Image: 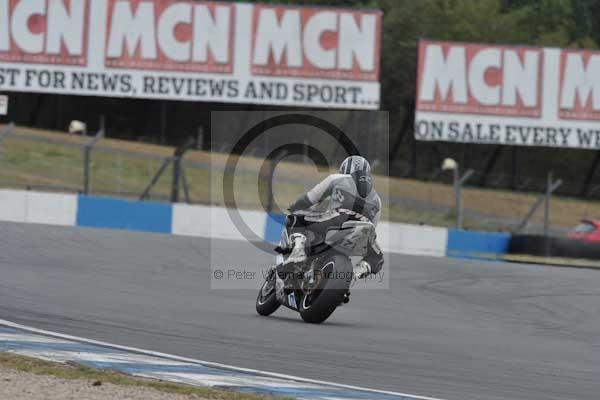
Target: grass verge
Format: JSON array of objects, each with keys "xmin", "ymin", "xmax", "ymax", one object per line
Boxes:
[
  {"xmin": 503, "ymin": 254, "xmax": 600, "ymax": 269},
  {"xmin": 0, "ymin": 352, "xmax": 286, "ymax": 400},
  {"xmin": 1, "ymin": 125, "xmax": 598, "ymax": 231}
]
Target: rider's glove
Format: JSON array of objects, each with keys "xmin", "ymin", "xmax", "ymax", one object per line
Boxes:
[{"xmin": 288, "ymin": 194, "xmax": 313, "ymax": 212}]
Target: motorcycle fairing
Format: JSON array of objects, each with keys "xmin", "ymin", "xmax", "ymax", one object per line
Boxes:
[{"xmin": 324, "ymin": 220, "xmax": 375, "ymax": 257}]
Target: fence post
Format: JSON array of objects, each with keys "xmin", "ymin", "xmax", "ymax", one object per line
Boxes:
[
  {"xmin": 453, "ymin": 168, "xmax": 460, "ymax": 229},
  {"xmin": 83, "ymin": 147, "xmax": 91, "ymax": 194},
  {"xmin": 140, "ymin": 157, "xmax": 173, "ymax": 201},
  {"xmin": 543, "ymin": 172, "xmax": 563, "ymax": 237},
  {"xmin": 82, "ymin": 129, "xmax": 104, "ymax": 195},
  {"xmin": 455, "ymin": 168, "xmax": 474, "ymax": 229},
  {"xmin": 171, "ymin": 155, "xmax": 182, "ymax": 203},
  {"xmin": 442, "ymin": 158, "xmax": 473, "ymax": 230},
  {"xmin": 180, "ymin": 166, "xmax": 191, "ymax": 204},
  {"xmin": 170, "ymin": 137, "xmax": 197, "ymax": 203},
  {"xmin": 514, "ymin": 173, "xmax": 562, "ymax": 234}
]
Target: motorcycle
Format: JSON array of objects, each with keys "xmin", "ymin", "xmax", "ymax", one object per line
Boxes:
[{"xmin": 255, "ymin": 209, "xmax": 376, "ymax": 323}]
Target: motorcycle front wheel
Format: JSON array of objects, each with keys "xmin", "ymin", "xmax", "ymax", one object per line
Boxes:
[{"xmin": 256, "ymin": 268, "xmax": 281, "ymax": 316}]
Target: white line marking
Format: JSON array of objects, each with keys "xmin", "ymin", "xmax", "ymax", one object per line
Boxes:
[
  {"xmin": 0, "ymin": 333, "xmax": 70, "ymax": 343},
  {"xmin": 9, "ymin": 350, "xmax": 191, "ymax": 366},
  {"xmin": 0, "ymin": 318, "xmax": 447, "ymax": 400}
]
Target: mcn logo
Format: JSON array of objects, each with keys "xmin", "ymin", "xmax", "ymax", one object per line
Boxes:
[
  {"xmin": 104, "ymin": 0, "xmax": 234, "ymax": 73},
  {"xmin": 0, "ymin": 0, "xmax": 381, "ymax": 81},
  {"xmin": 417, "ymin": 41, "xmax": 543, "ymax": 117},
  {"xmin": 559, "ymin": 50, "xmax": 600, "ymax": 121},
  {"xmin": 251, "ymin": 5, "xmax": 381, "ymax": 81},
  {"xmin": 0, "ymin": 0, "xmax": 89, "ymax": 65}
]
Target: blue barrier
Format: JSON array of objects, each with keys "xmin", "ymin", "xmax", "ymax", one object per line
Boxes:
[
  {"xmin": 76, "ymin": 195, "xmax": 172, "ymax": 234},
  {"xmin": 2, "ymin": 190, "xmax": 521, "ymax": 261},
  {"xmin": 264, "ymin": 213, "xmax": 286, "ymax": 243},
  {"xmin": 446, "ymin": 229, "xmax": 510, "ymax": 260}
]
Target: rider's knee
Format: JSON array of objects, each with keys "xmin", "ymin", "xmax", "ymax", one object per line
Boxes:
[
  {"xmin": 370, "ymin": 257, "xmax": 383, "ymax": 274},
  {"xmin": 365, "ymin": 252, "xmax": 383, "ymax": 274}
]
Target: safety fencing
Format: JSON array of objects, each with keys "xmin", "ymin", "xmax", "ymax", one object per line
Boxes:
[
  {"xmin": 3, "ymin": 125, "xmax": 599, "ymax": 235},
  {"xmin": 0, "ymin": 189, "xmax": 512, "ymax": 261}
]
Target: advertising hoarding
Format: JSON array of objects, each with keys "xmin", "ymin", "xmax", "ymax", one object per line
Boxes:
[
  {"xmin": 416, "ymin": 40, "xmax": 600, "ymax": 149},
  {"xmin": 0, "ymin": 0, "xmax": 381, "ymax": 109}
]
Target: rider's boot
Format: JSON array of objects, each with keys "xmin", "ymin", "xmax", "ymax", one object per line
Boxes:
[
  {"xmin": 341, "ymin": 291, "xmax": 350, "ymax": 304},
  {"xmin": 284, "ymin": 233, "xmax": 307, "ymax": 265},
  {"xmin": 353, "ymin": 260, "xmax": 371, "ymax": 280}
]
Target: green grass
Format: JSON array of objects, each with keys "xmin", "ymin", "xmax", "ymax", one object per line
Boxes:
[
  {"xmin": 0, "ymin": 352, "xmax": 287, "ymax": 400},
  {"xmin": 0, "ymin": 134, "xmax": 167, "ymax": 198},
  {"xmin": 503, "ymin": 254, "xmax": 600, "ymax": 269},
  {"xmin": 1, "ymin": 125, "xmax": 598, "ymax": 231}
]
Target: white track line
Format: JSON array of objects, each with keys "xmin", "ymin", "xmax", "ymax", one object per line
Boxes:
[{"xmin": 0, "ymin": 318, "xmax": 446, "ymax": 400}]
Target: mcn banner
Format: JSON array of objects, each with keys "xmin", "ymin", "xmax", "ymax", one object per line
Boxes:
[
  {"xmin": 0, "ymin": 0, "xmax": 381, "ymax": 109},
  {"xmin": 416, "ymin": 40, "xmax": 600, "ymax": 149}
]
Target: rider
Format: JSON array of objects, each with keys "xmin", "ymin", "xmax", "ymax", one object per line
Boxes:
[{"xmin": 284, "ymin": 155, "xmax": 383, "ymax": 279}]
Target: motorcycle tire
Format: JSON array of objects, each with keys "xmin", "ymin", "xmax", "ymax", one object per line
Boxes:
[
  {"xmin": 256, "ymin": 269, "xmax": 281, "ymax": 316},
  {"xmin": 299, "ymin": 254, "xmax": 353, "ymax": 324}
]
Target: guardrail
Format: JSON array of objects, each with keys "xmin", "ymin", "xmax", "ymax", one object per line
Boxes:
[
  {"xmin": 0, "ymin": 189, "xmax": 518, "ymax": 261},
  {"xmin": 7, "ymin": 188, "xmax": 600, "ymax": 268}
]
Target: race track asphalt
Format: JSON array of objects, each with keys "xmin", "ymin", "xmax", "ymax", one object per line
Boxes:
[{"xmin": 0, "ymin": 222, "xmax": 598, "ymax": 400}]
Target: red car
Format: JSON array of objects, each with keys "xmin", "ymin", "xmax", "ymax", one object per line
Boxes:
[{"xmin": 567, "ymin": 219, "xmax": 600, "ymax": 243}]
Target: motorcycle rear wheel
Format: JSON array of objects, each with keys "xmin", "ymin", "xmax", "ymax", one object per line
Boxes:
[{"xmin": 299, "ymin": 254, "xmax": 353, "ymax": 324}]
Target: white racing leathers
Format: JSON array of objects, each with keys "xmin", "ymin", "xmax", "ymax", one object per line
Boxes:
[{"xmin": 288, "ymin": 174, "xmax": 384, "ymax": 275}]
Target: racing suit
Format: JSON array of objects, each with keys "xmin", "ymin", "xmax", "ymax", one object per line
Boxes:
[{"xmin": 287, "ymin": 173, "xmax": 384, "ymax": 276}]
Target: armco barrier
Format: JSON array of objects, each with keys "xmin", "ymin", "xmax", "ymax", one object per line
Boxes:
[
  {"xmin": 0, "ymin": 189, "xmax": 28, "ymax": 223},
  {"xmin": 379, "ymin": 222, "xmax": 447, "ymax": 257},
  {"xmin": 172, "ymin": 203, "xmax": 266, "ymax": 241},
  {"xmin": 76, "ymin": 195, "xmax": 172, "ymax": 233},
  {"xmin": 0, "ymin": 189, "xmax": 77, "ymax": 226},
  {"xmin": 171, "ymin": 203, "xmax": 213, "ymax": 238},
  {"xmin": 27, "ymin": 191, "xmax": 78, "ymax": 226},
  {"xmin": 447, "ymin": 229, "xmax": 510, "ymax": 260},
  {"xmin": 509, "ymin": 234, "xmax": 600, "ymax": 260},
  {"xmin": 0, "ymin": 189, "xmax": 518, "ymax": 261}
]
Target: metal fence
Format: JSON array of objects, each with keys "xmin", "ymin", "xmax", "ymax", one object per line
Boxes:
[
  {"xmin": 0, "ymin": 125, "xmax": 173, "ymax": 201},
  {"xmin": 0, "ymin": 123, "xmax": 595, "ymax": 235}
]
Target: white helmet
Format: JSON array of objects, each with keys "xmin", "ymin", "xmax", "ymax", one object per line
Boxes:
[{"xmin": 339, "ymin": 155, "xmax": 371, "ymax": 175}]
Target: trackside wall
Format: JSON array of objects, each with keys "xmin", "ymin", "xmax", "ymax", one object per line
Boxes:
[{"xmin": 0, "ymin": 189, "xmax": 510, "ymax": 259}]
